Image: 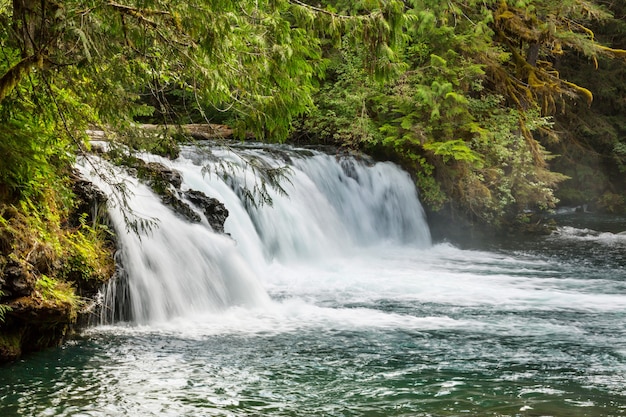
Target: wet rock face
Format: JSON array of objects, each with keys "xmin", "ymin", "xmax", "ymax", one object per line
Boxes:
[
  {"xmin": 144, "ymin": 162, "xmax": 183, "ymax": 190},
  {"xmin": 132, "ymin": 161, "xmax": 202, "ymax": 223},
  {"xmin": 0, "ymin": 172, "xmax": 116, "ymax": 363},
  {"xmin": 132, "ymin": 163, "xmax": 229, "ymax": 232},
  {"xmin": 72, "ymin": 176, "xmax": 108, "ymax": 221},
  {"xmin": 0, "ymin": 259, "xmax": 77, "ymax": 363},
  {"xmin": 1, "ymin": 259, "xmax": 36, "ymax": 298},
  {"xmin": 1, "ymin": 296, "xmax": 75, "ymax": 363},
  {"xmin": 161, "ymin": 190, "xmax": 202, "ymax": 224},
  {"xmin": 184, "ymin": 190, "xmax": 229, "ymax": 234},
  {"xmin": 134, "ymin": 160, "xmax": 183, "ymax": 192}
]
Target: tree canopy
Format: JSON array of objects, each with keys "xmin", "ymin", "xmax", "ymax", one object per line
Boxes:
[{"xmin": 0, "ymin": 0, "xmax": 624, "ymax": 227}]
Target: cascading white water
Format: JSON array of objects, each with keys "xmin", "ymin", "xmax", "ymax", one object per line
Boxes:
[
  {"xmin": 78, "ymin": 144, "xmax": 431, "ymax": 323},
  {"xmin": 82, "ymin": 170, "xmax": 272, "ymax": 324}
]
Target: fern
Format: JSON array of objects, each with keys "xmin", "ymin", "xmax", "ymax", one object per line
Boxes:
[
  {"xmin": 0, "ymin": 290, "xmax": 11, "ymax": 323},
  {"xmin": 423, "ymin": 139, "xmax": 483, "ymax": 165}
]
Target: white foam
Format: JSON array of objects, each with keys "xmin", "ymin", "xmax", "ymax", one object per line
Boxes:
[{"xmin": 553, "ymin": 226, "xmax": 626, "ymax": 245}]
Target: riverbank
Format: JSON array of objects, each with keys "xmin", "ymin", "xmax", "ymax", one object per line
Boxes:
[{"xmin": 0, "ymin": 174, "xmax": 115, "ymax": 363}]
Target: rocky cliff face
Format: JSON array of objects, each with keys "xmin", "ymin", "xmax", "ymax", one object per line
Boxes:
[{"xmin": 0, "ymin": 174, "xmax": 115, "ymax": 363}]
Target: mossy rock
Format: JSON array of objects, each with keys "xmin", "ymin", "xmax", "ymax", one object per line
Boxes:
[
  {"xmin": 0, "ymin": 331, "xmax": 21, "ymax": 362},
  {"xmin": 0, "ymin": 294, "xmax": 75, "ymax": 363},
  {"xmin": 0, "ymin": 171, "xmax": 116, "ymax": 362}
]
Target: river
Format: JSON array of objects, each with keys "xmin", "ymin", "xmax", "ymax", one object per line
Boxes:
[{"xmin": 1, "ymin": 144, "xmax": 624, "ymax": 416}]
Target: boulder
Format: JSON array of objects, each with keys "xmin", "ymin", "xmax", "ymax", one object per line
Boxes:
[
  {"xmin": 185, "ymin": 190, "xmax": 229, "ymax": 233},
  {"xmin": 71, "ymin": 175, "xmax": 108, "ymax": 224},
  {"xmin": 144, "ymin": 162, "xmax": 182, "ymax": 189},
  {"xmin": 161, "ymin": 190, "xmax": 202, "ymax": 223},
  {"xmin": 1, "ymin": 259, "xmax": 36, "ymax": 298}
]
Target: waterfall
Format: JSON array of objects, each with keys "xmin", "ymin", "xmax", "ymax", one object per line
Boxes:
[{"xmin": 79, "ymin": 144, "xmax": 431, "ymax": 324}]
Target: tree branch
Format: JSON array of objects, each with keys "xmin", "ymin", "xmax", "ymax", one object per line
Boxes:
[
  {"xmin": 288, "ymin": 0, "xmax": 351, "ymax": 19},
  {"xmin": 0, "ymin": 54, "xmax": 42, "ymax": 103},
  {"xmin": 107, "ymin": 1, "xmax": 164, "ymax": 28}
]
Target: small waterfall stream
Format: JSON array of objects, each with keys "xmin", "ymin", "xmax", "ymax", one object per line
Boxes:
[{"xmin": 79, "ymin": 143, "xmax": 431, "ymax": 324}]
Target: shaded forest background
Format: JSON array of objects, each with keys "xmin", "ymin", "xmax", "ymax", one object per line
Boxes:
[{"xmin": 291, "ymin": 1, "xmax": 626, "ymax": 229}]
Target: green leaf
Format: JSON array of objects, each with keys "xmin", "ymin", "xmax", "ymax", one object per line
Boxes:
[
  {"xmin": 423, "ymin": 139, "xmax": 483, "ymax": 165},
  {"xmin": 430, "ymin": 54, "xmax": 447, "ymax": 67}
]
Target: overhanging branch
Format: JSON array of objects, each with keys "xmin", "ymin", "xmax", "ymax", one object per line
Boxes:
[
  {"xmin": 107, "ymin": 1, "xmax": 167, "ymax": 28},
  {"xmin": 0, "ymin": 54, "xmax": 42, "ymax": 104}
]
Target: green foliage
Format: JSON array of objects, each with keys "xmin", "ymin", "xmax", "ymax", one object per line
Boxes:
[
  {"xmin": 470, "ymin": 98, "xmax": 566, "ymax": 217},
  {"xmin": 114, "ymin": 127, "xmax": 182, "ymax": 159},
  {"xmin": 1, "ymin": 0, "xmax": 407, "ymax": 151},
  {"xmin": 547, "ymin": 1, "xmax": 626, "ymax": 208},
  {"xmin": 0, "ymin": 0, "xmax": 623, "ymax": 238},
  {"xmin": 596, "ymin": 192, "xmax": 625, "ymax": 214},
  {"xmin": 413, "ymin": 157, "xmax": 447, "ymax": 210},
  {"xmin": 0, "ymin": 290, "xmax": 11, "ymax": 323},
  {"xmin": 298, "ymin": 0, "xmax": 624, "ymax": 227},
  {"xmin": 293, "ymin": 40, "xmax": 385, "ymax": 146},
  {"xmin": 61, "ymin": 214, "xmax": 115, "ymax": 284},
  {"xmin": 423, "ymin": 140, "xmax": 482, "ymax": 165},
  {"xmin": 0, "ymin": 120, "xmax": 73, "ymax": 207},
  {"xmin": 35, "ymin": 275, "xmax": 81, "ymax": 310}
]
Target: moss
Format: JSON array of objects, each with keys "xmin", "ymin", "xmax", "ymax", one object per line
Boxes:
[
  {"xmin": 35, "ymin": 276, "xmax": 82, "ymax": 316},
  {"xmin": 0, "ymin": 169, "xmax": 116, "ymax": 362},
  {"xmin": 59, "ymin": 220, "xmax": 115, "ymax": 294},
  {"xmin": 0, "ymin": 54, "xmax": 43, "ymax": 103},
  {"xmin": 0, "ymin": 331, "xmax": 22, "ymax": 362}
]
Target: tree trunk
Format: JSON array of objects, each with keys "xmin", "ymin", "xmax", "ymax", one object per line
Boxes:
[
  {"xmin": 12, "ymin": 0, "xmax": 41, "ymax": 57},
  {"xmin": 526, "ymin": 42, "xmax": 540, "ymax": 68}
]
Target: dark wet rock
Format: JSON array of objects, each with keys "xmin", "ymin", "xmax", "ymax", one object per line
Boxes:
[
  {"xmin": 1, "ymin": 295, "xmax": 75, "ymax": 362},
  {"xmin": 71, "ymin": 171, "xmax": 108, "ymax": 227},
  {"xmin": 131, "ymin": 161, "xmax": 201, "ymax": 222},
  {"xmin": 144, "ymin": 162, "xmax": 182, "ymax": 189},
  {"xmin": 0, "ymin": 173, "xmax": 118, "ymax": 363},
  {"xmin": 185, "ymin": 190, "xmax": 229, "ymax": 233},
  {"xmin": 161, "ymin": 190, "xmax": 202, "ymax": 223},
  {"xmin": 0, "ymin": 260, "xmax": 77, "ymax": 363},
  {"xmin": 340, "ymin": 159, "xmax": 360, "ymax": 183},
  {"xmin": 131, "ymin": 160, "xmax": 182, "ymax": 193},
  {"xmin": 1, "ymin": 259, "xmax": 36, "ymax": 298}
]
